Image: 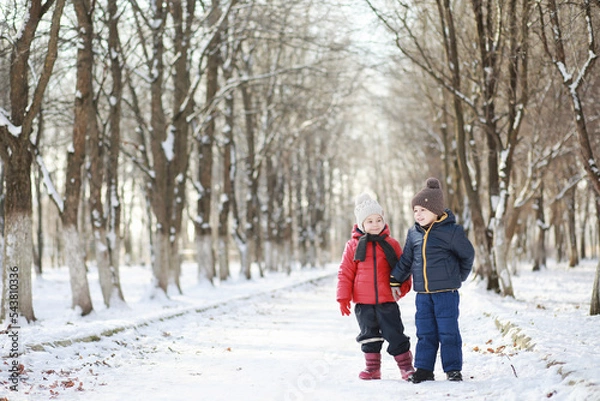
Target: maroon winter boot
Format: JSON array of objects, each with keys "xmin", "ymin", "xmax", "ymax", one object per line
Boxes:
[
  {"xmin": 394, "ymin": 350, "xmax": 415, "ymax": 381},
  {"xmin": 359, "ymin": 353, "xmax": 381, "ymax": 380}
]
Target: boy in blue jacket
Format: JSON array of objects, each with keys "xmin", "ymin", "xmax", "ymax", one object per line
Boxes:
[{"xmin": 391, "ymin": 178, "xmax": 475, "ymax": 383}]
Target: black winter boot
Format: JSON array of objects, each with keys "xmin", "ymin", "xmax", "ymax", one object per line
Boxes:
[
  {"xmin": 409, "ymin": 368, "xmax": 434, "ymax": 383},
  {"xmin": 446, "ymin": 370, "xmax": 463, "ymax": 381}
]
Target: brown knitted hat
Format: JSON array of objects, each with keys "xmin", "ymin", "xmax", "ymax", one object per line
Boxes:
[{"xmin": 411, "ymin": 177, "xmax": 445, "ymax": 216}]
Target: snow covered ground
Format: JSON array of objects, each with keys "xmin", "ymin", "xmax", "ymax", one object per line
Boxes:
[{"xmin": 1, "ymin": 259, "xmax": 599, "ymax": 400}]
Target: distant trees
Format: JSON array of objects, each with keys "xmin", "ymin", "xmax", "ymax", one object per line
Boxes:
[
  {"xmin": 0, "ymin": 0, "xmax": 362, "ymax": 322},
  {"xmin": 536, "ymin": 0, "xmax": 600, "ymax": 313},
  {"xmin": 366, "ymin": 0, "xmax": 534, "ymax": 295},
  {"xmin": 0, "ymin": 0, "xmax": 599, "ymax": 323},
  {"xmin": 365, "ymin": 0, "xmax": 600, "ymax": 309}
]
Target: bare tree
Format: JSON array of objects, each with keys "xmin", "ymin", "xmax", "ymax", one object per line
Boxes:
[
  {"xmin": 123, "ymin": 0, "xmax": 200, "ymax": 295},
  {"xmin": 0, "ymin": 0, "xmax": 67, "ymax": 323},
  {"xmin": 106, "ymin": 0, "xmax": 125, "ymax": 302},
  {"xmin": 194, "ymin": 0, "xmax": 233, "ymax": 285},
  {"xmin": 593, "ymin": 196, "xmax": 600, "ymax": 315},
  {"xmin": 56, "ymin": 0, "xmax": 98, "ymax": 316},
  {"xmin": 532, "ymin": 183, "xmax": 548, "ymax": 271},
  {"xmin": 0, "ymin": 162, "xmax": 4, "ymax": 294},
  {"xmin": 86, "ymin": 0, "xmax": 126, "ymax": 307},
  {"xmin": 537, "ymin": 0, "xmax": 600, "ymax": 314},
  {"xmin": 216, "ymin": 24, "xmax": 237, "ymax": 281}
]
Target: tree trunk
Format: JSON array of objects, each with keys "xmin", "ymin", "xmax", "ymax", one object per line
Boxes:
[
  {"xmin": 105, "ymin": 0, "xmax": 125, "ymax": 304},
  {"xmin": 195, "ymin": 235, "xmax": 214, "ymax": 283},
  {"xmin": 579, "ymin": 189, "xmax": 590, "ymax": 260},
  {"xmin": 264, "ymin": 157, "xmax": 277, "ymax": 272},
  {"xmin": 591, "ymin": 198, "xmax": 600, "ymax": 316},
  {"xmin": 566, "ymin": 187, "xmax": 579, "ymax": 268},
  {"xmin": 265, "ymin": 155, "xmax": 285, "ymax": 272},
  {"xmin": 2, "ymin": 160, "xmax": 36, "ymax": 322},
  {"xmin": 217, "ymin": 91, "xmax": 234, "ymax": 282},
  {"xmin": 130, "ymin": 0, "xmax": 190, "ymax": 296},
  {"xmin": 33, "ymin": 169, "xmax": 43, "ymax": 276},
  {"xmin": 284, "ymin": 165, "xmax": 294, "ymax": 274},
  {"xmin": 0, "ymin": 0, "xmax": 67, "ymax": 323},
  {"xmin": 241, "ymin": 82, "xmax": 258, "ymax": 280},
  {"xmin": 591, "ymin": 259, "xmax": 600, "ymax": 316},
  {"xmin": 167, "ymin": 0, "xmax": 194, "ymax": 292},
  {"xmin": 532, "ymin": 190, "xmax": 547, "ymax": 271},
  {"xmin": 492, "ymin": 207, "xmax": 515, "ymax": 296},
  {"xmin": 33, "ymin": 110, "xmax": 44, "ymax": 276},
  {"xmin": 551, "ymin": 202, "xmax": 565, "ymax": 263},
  {"xmin": 63, "ymin": 225, "xmax": 92, "ymax": 314},
  {"xmin": 78, "ymin": 0, "xmax": 124, "ymax": 308},
  {"xmin": 153, "ymin": 230, "xmax": 169, "ymax": 295},
  {"xmin": 169, "ymin": 237, "xmax": 182, "ymax": 293},
  {"xmin": 195, "ymin": 1, "xmax": 221, "ymax": 285},
  {"xmin": 59, "ymin": 0, "xmax": 97, "ymax": 316},
  {"xmin": 438, "ymin": 0, "xmax": 497, "ymax": 291},
  {"xmin": 0, "ymin": 162, "xmax": 4, "ymax": 283}
]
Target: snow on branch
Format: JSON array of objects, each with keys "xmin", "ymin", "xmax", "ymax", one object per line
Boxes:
[
  {"xmin": 35, "ymin": 153, "xmax": 64, "ymax": 213},
  {"xmin": 0, "ymin": 109, "xmax": 22, "ymax": 137},
  {"xmin": 162, "ymin": 125, "xmax": 176, "ymax": 161}
]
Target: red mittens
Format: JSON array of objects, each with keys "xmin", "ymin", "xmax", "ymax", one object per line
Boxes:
[{"xmin": 338, "ymin": 299, "xmax": 351, "ymax": 316}]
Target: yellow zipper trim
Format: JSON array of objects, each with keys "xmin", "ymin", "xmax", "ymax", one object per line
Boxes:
[
  {"xmin": 422, "ymin": 225, "xmax": 431, "ymax": 292},
  {"xmin": 422, "ymin": 213, "xmax": 448, "ymax": 293}
]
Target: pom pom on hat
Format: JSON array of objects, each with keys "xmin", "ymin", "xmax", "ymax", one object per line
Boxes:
[
  {"xmin": 411, "ymin": 177, "xmax": 445, "ymax": 216},
  {"xmin": 354, "ymin": 193, "xmax": 384, "ymax": 232}
]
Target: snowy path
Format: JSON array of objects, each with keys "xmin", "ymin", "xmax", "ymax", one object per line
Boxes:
[{"xmin": 7, "ymin": 266, "xmax": 599, "ymax": 401}]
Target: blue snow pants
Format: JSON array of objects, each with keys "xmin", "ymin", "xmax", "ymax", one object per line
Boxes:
[
  {"xmin": 354, "ymin": 302, "xmax": 411, "ymax": 356},
  {"xmin": 414, "ymin": 291, "xmax": 462, "ymax": 372}
]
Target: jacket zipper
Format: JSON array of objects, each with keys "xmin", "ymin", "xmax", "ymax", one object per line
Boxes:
[
  {"xmin": 372, "ymin": 242, "xmax": 379, "ymax": 304},
  {"xmin": 422, "ymin": 215, "xmax": 445, "ymax": 292}
]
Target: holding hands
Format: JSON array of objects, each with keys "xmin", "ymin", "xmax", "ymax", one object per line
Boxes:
[{"xmin": 390, "ymin": 276, "xmax": 412, "ymax": 301}]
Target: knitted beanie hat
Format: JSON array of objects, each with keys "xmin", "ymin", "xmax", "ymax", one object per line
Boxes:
[
  {"xmin": 354, "ymin": 193, "xmax": 384, "ymax": 232},
  {"xmin": 411, "ymin": 177, "xmax": 445, "ymax": 216}
]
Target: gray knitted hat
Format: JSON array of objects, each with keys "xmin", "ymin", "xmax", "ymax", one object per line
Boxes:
[
  {"xmin": 411, "ymin": 177, "xmax": 445, "ymax": 216},
  {"xmin": 354, "ymin": 193, "xmax": 384, "ymax": 232}
]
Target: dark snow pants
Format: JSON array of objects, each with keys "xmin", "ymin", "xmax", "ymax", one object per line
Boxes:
[
  {"xmin": 354, "ymin": 302, "xmax": 411, "ymax": 356},
  {"xmin": 414, "ymin": 290, "xmax": 462, "ymax": 372}
]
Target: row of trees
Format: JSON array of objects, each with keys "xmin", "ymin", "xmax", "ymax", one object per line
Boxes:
[
  {"xmin": 364, "ymin": 0, "xmax": 600, "ymax": 313},
  {"xmin": 1, "ymin": 0, "xmax": 599, "ymax": 323},
  {"xmin": 0, "ymin": 0, "xmax": 362, "ymax": 322}
]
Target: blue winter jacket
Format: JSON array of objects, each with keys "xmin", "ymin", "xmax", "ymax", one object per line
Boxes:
[{"xmin": 391, "ymin": 209, "xmax": 474, "ymax": 293}]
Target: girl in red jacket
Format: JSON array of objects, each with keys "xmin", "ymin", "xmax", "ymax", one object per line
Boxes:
[{"xmin": 337, "ymin": 193, "xmax": 414, "ymax": 380}]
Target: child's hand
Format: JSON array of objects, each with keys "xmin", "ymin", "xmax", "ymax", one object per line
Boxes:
[
  {"xmin": 390, "ymin": 275, "xmax": 403, "ymax": 300},
  {"xmin": 338, "ymin": 299, "xmax": 351, "ymax": 316},
  {"xmin": 392, "ymin": 287, "xmax": 403, "ymax": 301},
  {"xmin": 391, "ymin": 275, "xmax": 412, "ymax": 300}
]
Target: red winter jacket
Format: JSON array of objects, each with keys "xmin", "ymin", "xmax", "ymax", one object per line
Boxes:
[{"xmin": 336, "ymin": 224, "xmax": 409, "ymax": 305}]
